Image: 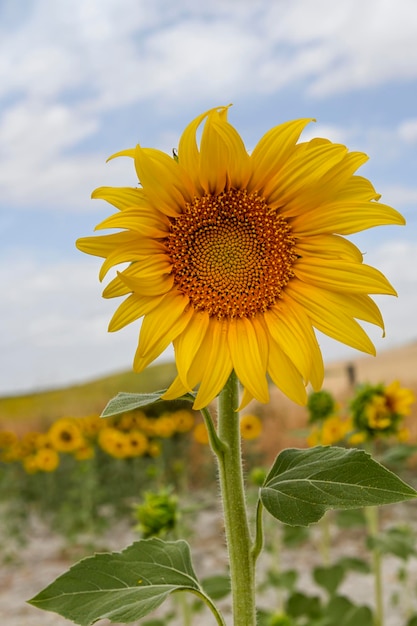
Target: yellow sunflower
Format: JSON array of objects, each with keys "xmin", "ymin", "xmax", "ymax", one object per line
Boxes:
[
  {"xmin": 77, "ymin": 106, "xmax": 404, "ymax": 410},
  {"xmin": 240, "ymin": 414, "xmax": 263, "ymax": 440},
  {"xmin": 48, "ymin": 418, "xmax": 85, "ymax": 453}
]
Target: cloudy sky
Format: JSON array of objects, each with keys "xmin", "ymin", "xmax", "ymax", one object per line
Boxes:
[{"xmin": 1, "ymin": 0, "xmax": 416, "ymax": 396}]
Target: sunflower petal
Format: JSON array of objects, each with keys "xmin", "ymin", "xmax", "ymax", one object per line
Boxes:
[
  {"xmin": 286, "ymin": 282, "xmax": 377, "ymax": 355},
  {"xmin": 173, "ymin": 311, "xmax": 210, "ymax": 390},
  {"xmin": 92, "ymin": 186, "xmax": 148, "ymax": 210},
  {"xmin": 108, "ymin": 293, "xmax": 165, "ymax": 332},
  {"xmin": 133, "ymin": 296, "xmax": 192, "ymax": 371},
  {"xmin": 228, "ymin": 317, "xmax": 269, "ymax": 404},
  {"xmin": 76, "ymin": 232, "xmax": 140, "ymax": 258},
  {"xmin": 295, "ymin": 234, "xmax": 363, "ymax": 262},
  {"xmin": 177, "ymin": 106, "xmax": 229, "ymax": 192},
  {"xmin": 267, "ymin": 339, "xmax": 307, "ymax": 405},
  {"xmin": 192, "ymin": 319, "xmax": 233, "ymax": 410},
  {"xmin": 292, "ymin": 202, "xmax": 405, "ymax": 236},
  {"xmin": 95, "ymin": 208, "xmax": 169, "ymax": 237},
  {"xmin": 294, "ymin": 258, "xmax": 397, "ymax": 295},
  {"xmin": 248, "ymin": 118, "xmax": 314, "ymax": 193},
  {"xmin": 133, "ymin": 146, "xmax": 193, "ymax": 216},
  {"xmin": 265, "ymin": 144, "xmax": 348, "ymax": 208}
]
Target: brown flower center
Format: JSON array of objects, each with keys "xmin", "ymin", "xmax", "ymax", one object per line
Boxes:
[{"xmin": 166, "ymin": 189, "xmax": 296, "ymax": 319}]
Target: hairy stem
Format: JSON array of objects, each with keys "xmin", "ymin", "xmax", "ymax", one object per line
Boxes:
[{"xmin": 216, "ymin": 371, "xmax": 256, "ymax": 626}]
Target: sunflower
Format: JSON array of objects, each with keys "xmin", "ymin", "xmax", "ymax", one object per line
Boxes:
[
  {"xmin": 35, "ymin": 447, "xmax": 60, "ymax": 472},
  {"xmin": 240, "ymin": 414, "xmax": 263, "ymax": 440},
  {"xmin": 48, "ymin": 418, "xmax": 85, "ymax": 453},
  {"xmin": 77, "ymin": 106, "xmax": 404, "ymax": 410}
]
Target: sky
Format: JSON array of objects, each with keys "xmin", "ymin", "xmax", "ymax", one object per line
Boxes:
[{"xmin": 1, "ymin": 0, "xmax": 417, "ymax": 396}]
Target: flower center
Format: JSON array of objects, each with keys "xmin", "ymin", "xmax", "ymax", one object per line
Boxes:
[{"xmin": 166, "ymin": 189, "xmax": 296, "ymax": 319}]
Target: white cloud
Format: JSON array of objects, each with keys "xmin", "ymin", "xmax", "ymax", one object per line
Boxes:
[
  {"xmin": 0, "ymin": 254, "xmax": 142, "ymax": 394},
  {"xmin": 398, "ymin": 118, "xmax": 417, "ymax": 144},
  {"xmin": 1, "ymin": 0, "xmax": 417, "ymax": 213}
]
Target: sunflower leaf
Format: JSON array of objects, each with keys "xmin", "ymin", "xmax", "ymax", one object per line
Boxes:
[
  {"xmin": 260, "ymin": 446, "xmax": 417, "ymax": 527},
  {"xmin": 28, "ymin": 539, "xmax": 202, "ymax": 626},
  {"xmin": 101, "ymin": 390, "xmax": 195, "ymax": 417}
]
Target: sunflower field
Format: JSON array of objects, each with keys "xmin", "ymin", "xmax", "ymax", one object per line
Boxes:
[{"xmin": 0, "ymin": 402, "xmax": 263, "ymax": 548}]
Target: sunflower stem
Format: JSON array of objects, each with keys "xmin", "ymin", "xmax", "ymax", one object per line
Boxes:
[{"xmin": 216, "ymin": 371, "xmax": 256, "ymax": 626}]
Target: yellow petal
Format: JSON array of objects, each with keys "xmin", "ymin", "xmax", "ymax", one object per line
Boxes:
[
  {"xmin": 248, "ymin": 118, "xmax": 314, "ymax": 194},
  {"xmin": 134, "ymin": 145, "xmax": 193, "ymax": 216},
  {"xmin": 99, "ymin": 249, "xmax": 169, "ymax": 282},
  {"xmin": 134, "ymin": 296, "xmax": 192, "ymax": 371},
  {"xmin": 295, "ymin": 235, "xmax": 363, "ymax": 262},
  {"xmin": 76, "ymin": 232, "xmax": 140, "ymax": 259},
  {"xmin": 92, "ymin": 186, "xmax": 149, "ymax": 210},
  {"xmin": 106, "ymin": 148, "xmax": 136, "ymax": 161},
  {"xmin": 108, "ymin": 293, "xmax": 165, "ymax": 332},
  {"xmin": 192, "ymin": 319, "xmax": 233, "ymax": 410},
  {"xmin": 335, "ymin": 176, "xmax": 381, "ymax": 202},
  {"xmin": 177, "ymin": 105, "xmax": 230, "ymax": 193},
  {"xmin": 286, "ymin": 282, "xmax": 377, "ymax": 355},
  {"xmin": 291, "ymin": 202, "xmax": 405, "ymax": 236},
  {"xmin": 173, "ymin": 310, "xmax": 210, "ymax": 390},
  {"xmin": 199, "ymin": 109, "xmax": 232, "ymax": 194},
  {"xmin": 265, "ymin": 143, "xmax": 348, "ymax": 209},
  {"xmin": 207, "ymin": 110, "xmax": 251, "ymax": 189},
  {"xmin": 228, "ymin": 317, "xmax": 269, "ymax": 404},
  {"xmin": 267, "ymin": 339, "xmax": 307, "ymax": 405},
  {"xmin": 117, "ymin": 260, "xmax": 174, "ymax": 297},
  {"xmin": 95, "ymin": 208, "xmax": 169, "ymax": 238},
  {"xmin": 294, "ymin": 258, "xmax": 397, "ymax": 295},
  {"xmin": 264, "ymin": 307, "xmax": 313, "ymax": 383},
  {"xmin": 162, "ymin": 375, "xmax": 190, "ymax": 401}
]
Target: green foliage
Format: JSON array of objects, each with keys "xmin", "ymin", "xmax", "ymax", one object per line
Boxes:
[
  {"xmin": 260, "ymin": 446, "xmax": 417, "ymax": 526},
  {"xmin": 307, "ymin": 390, "xmax": 336, "ymax": 423},
  {"xmin": 367, "ymin": 525, "xmax": 417, "ymax": 560},
  {"xmin": 101, "ymin": 390, "xmax": 194, "ymax": 417},
  {"xmin": 28, "ymin": 538, "xmax": 216, "ymax": 626},
  {"xmin": 313, "ymin": 564, "xmax": 345, "ymax": 596},
  {"xmin": 133, "ymin": 488, "xmax": 178, "ymax": 538}
]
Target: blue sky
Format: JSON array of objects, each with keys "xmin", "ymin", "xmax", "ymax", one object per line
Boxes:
[{"xmin": 1, "ymin": 0, "xmax": 417, "ymax": 395}]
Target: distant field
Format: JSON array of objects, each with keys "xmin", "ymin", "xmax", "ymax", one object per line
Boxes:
[{"xmin": 0, "ymin": 362, "xmax": 178, "ymax": 431}]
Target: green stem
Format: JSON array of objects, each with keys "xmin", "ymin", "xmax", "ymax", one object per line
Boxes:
[
  {"xmin": 364, "ymin": 442, "xmax": 384, "ymax": 626},
  {"xmin": 366, "ymin": 504, "xmax": 384, "ymax": 626},
  {"xmin": 216, "ymin": 371, "xmax": 256, "ymax": 626},
  {"xmin": 319, "ymin": 511, "xmax": 331, "ymax": 566}
]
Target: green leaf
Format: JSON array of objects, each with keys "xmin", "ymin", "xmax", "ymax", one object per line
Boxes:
[
  {"xmin": 101, "ymin": 390, "xmax": 195, "ymax": 417},
  {"xmin": 325, "ymin": 596, "xmax": 373, "ymax": 626},
  {"xmin": 260, "ymin": 447, "xmax": 417, "ymax": 527},
  {"xmin": 367, "ymin": 526, "xmax": 417, "ymax": 560},
  {"xmin": 286, "ymin": 591, "xmax": 322, "ymax": 619},
  {"xmin": 336, "ymin": 556, "xmax": 370, "ymax": 574},
  {"xmin": 28, "ymin": 539, "xmax": 203, "ymax": 626},
  {"xmin": 200, "ymin": 575, "xmax": 231, "ymax": 600},
  {"xmin": 313, "ymin": 564, "xmax": 345, "ymax": 596}
]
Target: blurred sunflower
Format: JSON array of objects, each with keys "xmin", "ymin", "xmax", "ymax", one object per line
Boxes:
[
  {"xmin": 98, "ymin": 427, "xmax": 130, "ymax": 459},
  {"xmin": 171, "ymin": 409, "xmax": 195, "ymax": 433},
  {"xmin": 193, "ymin": 422, "xmax": 209, "ymax": 445},
  {"xmin": 35, "ymin": 447, "xmax": 60, "ymax": 472},
  {"xmin": 240, "ymin": 414, "xmax": 262, "ymax": 440},
  {"xmin": 48, "ymin": 418, "xmax": 85, "ymax": 453},
  {"xmin": 77, "ymin": 106, "xmax": 404, "ymax": 409},
  {"xmin": 127, "ymin": 430, "xmax": 148, "ymax": 457},
  {"xmin": 152, "ymin": 415, "xmax": 177, "ymax": 438},
  {"xmin": 350, "ymin": 381, "xmax": 415, "ymax": 441}
]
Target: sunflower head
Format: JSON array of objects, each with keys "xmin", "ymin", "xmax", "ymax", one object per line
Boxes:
[{"xmin": 77, "ymin": 106, "xmax": 404, "ymax": 410}]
